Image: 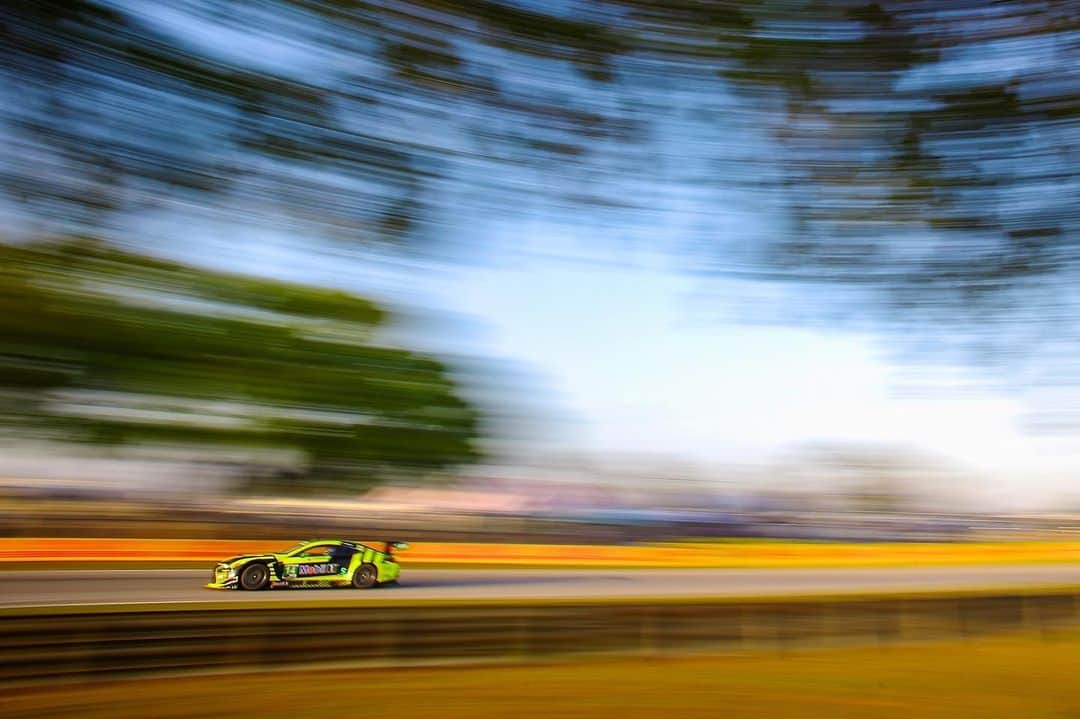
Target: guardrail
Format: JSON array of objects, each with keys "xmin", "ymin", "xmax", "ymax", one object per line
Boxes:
[{"xmin": 1, "ymin": 590, "xmax": 1077, "ymax": 685}]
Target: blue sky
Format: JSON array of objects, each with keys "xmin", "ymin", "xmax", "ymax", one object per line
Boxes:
[
  {"xmin": 159, "ymin": 218, "xmax": 1080, "ymax": 511},
  {"xmin": 441, "ymin": 253, "xmax": 1080, "ymax": 510}
]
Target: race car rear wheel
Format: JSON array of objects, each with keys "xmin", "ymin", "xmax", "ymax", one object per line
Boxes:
[
  {"xmin": 239, "ymin": 563, "xmax": 270, "ymax": 591},
  {"xmin": 352, "ymin": 564, "xmax": 378, "ymax": 589}
]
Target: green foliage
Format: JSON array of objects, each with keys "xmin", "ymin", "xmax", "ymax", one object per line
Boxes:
[{"xmin": 0, "ymin": 239, "xmax": 481, "ymax": 487}]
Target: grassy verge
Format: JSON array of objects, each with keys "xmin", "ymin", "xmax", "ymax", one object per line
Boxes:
[{"xmin": 2, "ymin": 629, "xmax": 1078, "ymax": 718}]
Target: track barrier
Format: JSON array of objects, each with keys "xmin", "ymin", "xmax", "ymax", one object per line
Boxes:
[
  {"xmin": 2, "ymin": 538, "xmax": 1079, "ymax": 567},
  {"xmin": 1, "ymin": 590, "xmax": 1077, "ymax": 684}
]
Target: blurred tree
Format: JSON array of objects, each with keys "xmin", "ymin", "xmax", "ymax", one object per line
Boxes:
[
  {"xmin": 704, "ymin": 1, "xmax": 1080, "ymax": 376},
  {"xmin": 0, "ymin": 239, "xmax": 481, "ymax": 489},
  {"xmin": 2, "ymin": 1, "xmax": 1077, "ymax": 380}
]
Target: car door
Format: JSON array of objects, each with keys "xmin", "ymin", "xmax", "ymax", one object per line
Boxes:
[{"xmin": 280, "ymin": 543, "xmax": 345, "ymax": 582}]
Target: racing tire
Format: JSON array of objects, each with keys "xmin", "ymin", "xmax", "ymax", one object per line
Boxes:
[
  {"xmin": 239, "ymin": 563, "xmax": 270, "ymax": 591},
  {"xmin": 351, "ymin": 563, "xmax": 378, "ymax": 589}
]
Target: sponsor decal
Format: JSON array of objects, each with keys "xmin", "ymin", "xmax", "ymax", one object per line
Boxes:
[{"xmin": 296, "ymin": 563, "xmax": 339, "ymax": 576}]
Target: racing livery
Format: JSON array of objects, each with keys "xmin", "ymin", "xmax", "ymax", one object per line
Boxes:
[{"xmin": 206, "ymin": 539, "xmax": 407, "ymax": 590}]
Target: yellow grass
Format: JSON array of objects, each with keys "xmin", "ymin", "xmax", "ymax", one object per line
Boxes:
[{"xmin": 3, "ymin": 629, "xmax": 1079, "ymax": 718}]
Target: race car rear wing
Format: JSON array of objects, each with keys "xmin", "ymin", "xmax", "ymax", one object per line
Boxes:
[{"xmin": 383, "ymin": 541, "xmax": 409, "ymax": 554}]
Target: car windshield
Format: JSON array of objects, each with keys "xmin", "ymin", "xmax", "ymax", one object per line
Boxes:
[{"xmin": 282, "ymin": 542, "xmax": 309, "ymax": 554}]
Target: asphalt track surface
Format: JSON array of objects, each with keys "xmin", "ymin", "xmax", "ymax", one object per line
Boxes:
[{"xmin": 1, "ymin": 564, "xmax": 1079, "ymax": 608}]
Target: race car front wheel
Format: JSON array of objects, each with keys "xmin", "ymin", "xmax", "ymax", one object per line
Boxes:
[
  {"xmin": 352, "ymin": 564, "xmax": 378, "ymax": 589},
  {"xmin": 239, "ymin": 563, "xmax": 270, "ymax": 591}
]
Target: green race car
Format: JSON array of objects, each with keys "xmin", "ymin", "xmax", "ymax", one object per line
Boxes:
[{"xmin": 206, "ymin": 539, "xmax": 407, "ymax": 590}]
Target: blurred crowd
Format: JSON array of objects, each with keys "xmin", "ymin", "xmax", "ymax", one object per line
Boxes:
[{"xmin": 1, "ymin": 468, "xmax": 1071, "ymax": 544}]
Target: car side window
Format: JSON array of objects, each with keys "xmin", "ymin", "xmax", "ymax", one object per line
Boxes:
[
  {"xmin": 300, "ymin": 544, "xmax": 334, "ymax": 557},
  {"xmin": 329, "ymin": 545, "xmax": 356, "ymax": 563}
]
